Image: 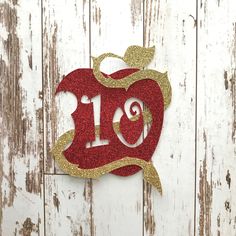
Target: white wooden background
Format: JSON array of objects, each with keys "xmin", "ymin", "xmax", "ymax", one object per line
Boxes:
[{"xmin": 0, "ymin": 0, "xmax": 236, "ymax": 235}]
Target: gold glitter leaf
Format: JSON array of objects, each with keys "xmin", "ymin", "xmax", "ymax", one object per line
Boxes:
[
  {"xmin": 92, "ymin": 47, "xmax": 171, "ymax": 108},
  {"xmin": 123, "ymin": 45, "xmax": 155, "ymax": 68}
]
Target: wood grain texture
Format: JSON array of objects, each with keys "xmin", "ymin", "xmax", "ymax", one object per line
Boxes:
[
  {"xmin": 143, "ymin": 0, "xmax": 196, "ymax": 235},
  {"xmin": 90, "ymin": 1, "xmax": 143, "ymax": 235},
  {"xmin": 0, "ymin": 0, "xmax": 44, "ymax": 235},
  {"xmin": 45, "ymin": 176, "xmax": 94, "ymax": 236},
  {"xmin": 196, "ymin": 0, "xmax": 236, "ymax": 235},
  {"xmin": 42, "ymin": 0, "xmax": 93, "ymax": 235},
  {"xmin": 42, "ymin": 0, "xmax": 90, "ymax": 174}
]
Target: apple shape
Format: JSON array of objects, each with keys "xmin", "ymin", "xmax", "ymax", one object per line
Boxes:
[{"xmin": 56, "ymin": 68, "xmax": 164, "ymax": 176}]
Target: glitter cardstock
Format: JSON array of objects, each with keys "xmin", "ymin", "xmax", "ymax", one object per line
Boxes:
[{"xmin": 51, "ymin": 45, "xmax": 172, "ymax": 194}]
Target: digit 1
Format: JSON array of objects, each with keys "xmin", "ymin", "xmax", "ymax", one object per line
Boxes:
[{"xmin": 85, "ymin": 95, "xmax": 109, "ymax": 148}]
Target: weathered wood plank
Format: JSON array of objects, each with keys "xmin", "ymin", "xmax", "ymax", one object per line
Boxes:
[
  {"xmin": 45, "ymin": 175, "xmax": 94, "ymax": 236},
  {"xmin": 196, "ymin": 0, "xmax": 236, "ymax": 235},
  {"xmin": 90, "ymin": 0, "xmax": 143, "ymax": 235},
  {"xmin": 43, "ymin": 0, "xmax": 93, "ymax": 235},
  {"xmin": 0, "ymin": 0, "xmax": 44, "ymax": 235},
  {"xmin": 143, "ymin": 0, "xmax": 196, "ymax": 235},
  {"xmin": 43, "ymin": 0, "xmax": 90, "ymax": 174}
]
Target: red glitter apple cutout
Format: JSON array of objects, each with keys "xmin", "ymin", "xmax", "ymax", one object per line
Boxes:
[{"xmin": 51, "ymin": 46, "xmax": 172, "ymax": 194}]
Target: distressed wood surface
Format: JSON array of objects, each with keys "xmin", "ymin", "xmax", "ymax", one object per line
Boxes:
[
  {"xmin": 1, "ymin": 0, "xmax": 236, "ymax": 235},
  {"xmin": 0, "ymin": 0, "xmax": 44, "ymax": 235},
  {"xmin": 43, "ymin": 0, "xmax": 90, "ymax": 174},
  {"xmin": 42, "ymin": 0, "xmax": 93, "ymax": 235},
  {"xmin": 196, "ymin": 0, "xmax": 236, "ymax": 235},
  {"xmin": 143, "ymin": 0, "xmax": 196, "ymax": 235},
  {"xmin": 90, "ymin": 1, "xmax": 143, "ymax": 235}
]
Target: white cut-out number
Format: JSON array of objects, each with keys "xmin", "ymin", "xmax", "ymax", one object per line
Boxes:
[
  {"xmin": 81, "ymin": 95, "xmax": 148, "ymax": 148},
  {"xmin": 82, "ymin": 95, "xmax": 109, "ymax": 148}
]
